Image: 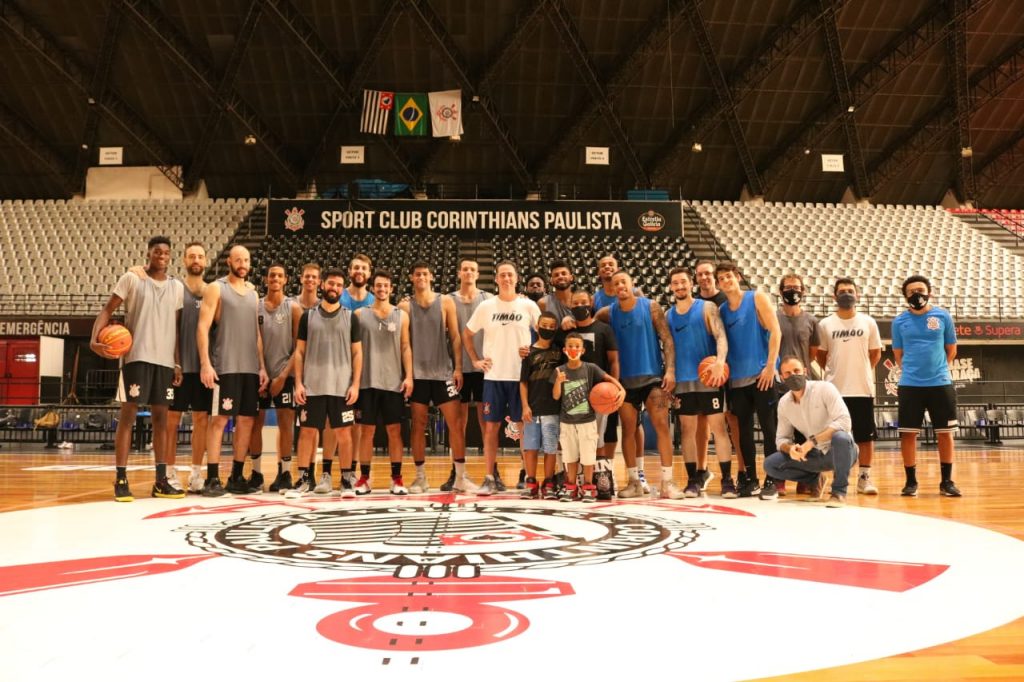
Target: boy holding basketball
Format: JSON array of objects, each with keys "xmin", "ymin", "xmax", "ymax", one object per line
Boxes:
[{"xmin": 553, "ymin": 333, "xmax": 624, "ymax": 502}]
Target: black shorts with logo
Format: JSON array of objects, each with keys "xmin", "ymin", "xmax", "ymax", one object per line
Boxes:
[
  {"xmin": 411, "ymin": 378, "xmax": 460, "ymax": 406},
  {"xmin": 299, "ymin": 395, "xmax": 356, "ymax": 430},
  {"xmin": 674, "ymin": 388, "xmax": 726, "ymax": 417},
  {"xmin": 170, "ymin": 373, "xmax": 213, "ymax": 413},
  {"xmin": 118, "ymin": 362, "xmax": 174, "ymax": 406},
  {"xmin": 259, "ymin": 377, "xmax": 295, "ymax": 410},
  {"xmin": 212, "ymin": 373, "xmax": 260, "ymax": 418}
]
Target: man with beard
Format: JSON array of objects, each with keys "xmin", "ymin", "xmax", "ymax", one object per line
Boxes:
[
  {"xmin": 197, "ymin": 244, "xmax": 269, "ymax": 496},
  {"xmin": 524, "ymin": 272, "xmax": 546, "ymax": 303},
  {"xmin": 342, "ymin": 253, "xmax": 375, "ymax": 311},
  {"xmin": 539, "ymin": 259, "xmax": 574, "ymax": 327},
  {"xmin": 91, "ymin": 236, "xmax": 184, "ymax": 502},
  {"xmin": 666, "ymin": 267, "xmax": 734, "ymax": 497},
  {"xmin": 249, "ymin": 264, "xmax": 301, "ymax": 493},
  {"xmin": 287, "ymin": 268, "xmax": 362, "ymax": 497}
]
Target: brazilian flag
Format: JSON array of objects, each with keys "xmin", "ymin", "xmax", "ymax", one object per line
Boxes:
[{"xmin": 394, "ymin": 93, "xmax": 428, "ymax": 136}]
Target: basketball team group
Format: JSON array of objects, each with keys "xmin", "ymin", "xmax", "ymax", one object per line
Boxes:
[{"xmin": 90, "ymin": 234, "xmax": 963, "ymax": 506}]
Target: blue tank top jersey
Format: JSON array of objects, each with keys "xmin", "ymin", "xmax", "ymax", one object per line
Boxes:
[
  {"xmin": 593, "ymin": 287, "xmax": 616, "ymax": 313},
  {"xmin": 719, "ymin": 291, "xmax": 772, "ymax": 382},
  {"xmin": 668, "ymin": 300, "xmax": 716, "ymax": 383},
  {"xmin": 609, "ymin": 297, "xmax": 662, "ymax": 381}
]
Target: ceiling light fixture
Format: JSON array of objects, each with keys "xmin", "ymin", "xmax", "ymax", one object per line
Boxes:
[
  {"xmin": 244, "ymin": 134, "xmax": 257, "ymax": 146},
  {"xmin": 691, "ymin": 142, "xmax": 703, "ymax": 152}
]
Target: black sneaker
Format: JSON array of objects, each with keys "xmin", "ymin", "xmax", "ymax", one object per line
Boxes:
[
  {"xmin": 699, "ymin": 469, "xmax": 715, "ymax": 491},
  {"xmin": 246, "ymin": 471, "xmax": 265, "ymax": 494},
  {"xmin": 114, "ymin": 478, "xmax": 134, "ymax": 502},
  {"xmin": 758, "ymin": 479, "xmax": 778, "ymax": 501},
  {"xmin": 439, "ymin": 466, "xmax": 457, "ymax": 492},
  {"xmin": 901, "ymin": 482, "xmax": 919, "ymax": 497},
  {"xmin": 520, "ymin": 477, "xmax": 539, "ymax": 500},
  {"xmin": 516, "ymin": 468, "xmax": 527, "ymax": 490},
  {"xmin": 201, "ymin": 477, "xmax": 227, "ymax": 497},
  {"xmin": 225, "ymin": 474, "xmax": 250, "ymax": 495},
  {"xmin": 939, "ymin": 480, "xmax": 962, "ymax": 497},
  {"xmin": 737, "ymin": 476, "xmax": 761, "ymax": 498},
  {"xmin": 593, "ymin": 470, "xmax": 614, "ymax": 500},
  {"xmin": 269, "ymin": 470, "xmax": 293, "ymax": 493},
  {"xmin": 152, "ymin": 477, "xmax": 185, "ymax": 499},
  {"xmin": 493, "ymin": 466, "xmax": 508, "ymax": 492}
]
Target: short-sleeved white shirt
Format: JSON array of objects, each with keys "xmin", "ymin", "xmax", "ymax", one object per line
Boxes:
[
  {"xmin": 465, "ymin": 296, "xmax": 541, "ymax": 381},
  {"xmin": 818, "ymin": 312, "xmax": 882, "ymax": 397}
]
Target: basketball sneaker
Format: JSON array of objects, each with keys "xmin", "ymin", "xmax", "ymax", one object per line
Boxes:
[
  {"xmin": 354, "ymin": 476, "xmax": 372, "ymax": 496},
  {"xmin": 452, "ymin": 474, "xmax": 479, "ymax": 493},
  {"xmin": 166, "ymin": 467, "xmax": 184, "ymax": 493},
  {"xmin": 390, "ymin": 477, "xmax": 409, "ymax": 495},
  {"xmin": 520, "ymin": 477, "xmax": 539, "ymax": 500},
  {"xmin": 246, "ymin": 470, "xmax": 265, "ymax": 494},
  {"xmin": 900, "ymin": 482, "xmax": 919, "ymax": 497},
  {"xmin": 313, "ymin": 473, "xmax": 333, "ymax": 495},
  {"xmin": 659, "ymin": 480, "xmax": 685, "ymax": 499},
  {"xmin": 580, "ymin": 484, "xmax": 598, "ymax": 503},
  {"xmin": 857, "ymin": 472, "xmax": 879, "ymax": 495},
  {"xmin": 285, "ymin": 475, "xmax": 313, "ymax": 499},
  {"xmin": 720, "ymin": 477, "xmax": 738, "ymax": 499},
  {"xmin": 493, "ymin": 467, "xmax": 508, "ymax": 492},
  {"xmin": 737, "ymin": 476, "xmax": 761, "ymax": 498},
  {"xmin": 683, "ymin": 480, "xmax": 702, "ymax": 498},
  {"xmin": 476, "ymin": 476, "xmax": 497, "ymax": 496},
  {"xmin": 152, "ymin": 477, "xmax": 185, "ymax": 499},
  {"xmin": 269, "ymin": 470, "xmax": 293, "ymax": 493},
  {"xmin": 939, "ymin": 480, "xmax": 962, "ymax": 497},
  {"xmin": 516, "ymin": 468, "xmax": 527, "ymax": 490},
  {"xmin": 542, "ymin": 480, "xmax": 559, "ymax": 500},
  {"xmin": 559, "ymin": 484, "xmax": 577, "ymax": 502},
  {"xmin": 637, "ymin": 469, "xmax": 651, "ymax": 494},
  {"xmin": 758, "ymin": 479, "xmax": 779, "ymax": 500},
  {"xmin": 201, "ymin": 477, "xmax": 227, "ymax": 497},
  {"xmin": 188, "ymin": 470, "xmax": 205, "ymax": 494},
  {"xmin": 439, "ymin": 466, "xmax": 457, "ymax": 492},
  {"xmin": 225, "ymin": 474, "xmax": 250, "ymax": 495},
  {"xmin": 409, "ymin": 471, "xmax": 428, "ymax": 494},
  {"xmin": 617, "ymin": 478, "xmax": 644, "ymax": 499},
  {"xmin": 339, "ymin": 475, "xmax": 356, "ymax": 499},
  {"xmin": 699, "ymin": 469, "xmax": 715, "ymax": 491},
  {"xmin": 114, "ymin": 478, "xmax": 134, "ymax": 503}
]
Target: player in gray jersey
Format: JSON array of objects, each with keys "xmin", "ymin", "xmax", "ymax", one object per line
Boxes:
[
  {"xmin": 399, "ymin": 261, "xmax": 476, "ymax": 493},
  {"xmin": 539, "ymin": 258, "xmax": 576, "ymax": 328},
  {"xmin": 197, "ymin": 244, "xmax": 268, "ymax": 497},
  {"xmin": 353, "ymin": 269, "xmax": 413, "ymax": 495},
  {"xmin": 288, "ymin": 268, "xmax": 363, "ymax": 498},
  {"xmin": 91, "ymin": 236, "xmax": 184, "ymax": 502},
  {"xmin": 249, "ymin": 264, "xmax": 301, "ymax": 493}
]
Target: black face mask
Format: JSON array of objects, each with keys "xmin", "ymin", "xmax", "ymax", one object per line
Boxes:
[
  {"xmin": 836, "ymin": 293, "xmax": 856, "ymax": 310},
  {"xmin": 571, "ymin": 305, "xmax": 591, "ymax": 322},
  {"xmin": 781, "ymin": 290, "xmax": 802, "ymax": 306},
  {"xmin": 783, "ymin": 374, "xmax": 807, "ymax": 392},
  {"xmin": 907, "ymin": 292, "xmax": 929, "ymax": 310},
  {"xmin": 537, "ymin": 327, "xmax": 557, "ymax": 341},
  {"xmin": 526, "ymin": 291, "xmax": 544, "ymax": 302}
]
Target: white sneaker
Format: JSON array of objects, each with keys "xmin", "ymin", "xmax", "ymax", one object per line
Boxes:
[
  {"xmin": 285, "ymin": 477, "xmax": 313, "ymax": 499},
  {"xmin": 617, "ymin": 478, "xmax": 645, "ymax": 499},
  {"xmin": 409, "ymin": 472, "xmax": 428, "ymax": 494},
  {"xmin": 476, "ymin": 476, "xmax": 496, "ymax": 496},
  {"xmin": 188, "ymin": 471, "xmax": 204, "ymax": 494},
  {"xmin": 57, "ymin": 441, "xmax": 73, "ymax": 449},
  {"xmin": 314, "ymin": 472, "xmax": 333, "ymax": 495},
  {"xmin": 660, "ymin": 480, "xmax": 685, "ymax": 500},
  {"xmin": 390, "ymin": 477, "xmax": 409, "ymax": 495},
  {"xmin": 857, "ymin": 472, "xmax": 878, "ymax": 495},
  {"xmin": 452, "ymin": 474, "xmax": 479, "ymax": 493},
  {"xmin": 638, "ymin": 471, "xmax": 651, "ymax": 494},
  {"xmin": 166, "ymin": 467, "xmax": 184, "ymax": 493}
]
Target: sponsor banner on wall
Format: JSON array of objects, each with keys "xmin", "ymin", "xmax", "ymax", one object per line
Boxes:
[
  {"xmin": 271, "ymin": 200, "xmax": 683, "ymax": 237},
  {"xmin": 876, "ymin": 320, "xmax": 1024, "ymax": 341}
]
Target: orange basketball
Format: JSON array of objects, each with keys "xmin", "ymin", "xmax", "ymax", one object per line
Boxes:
[
  {"xmin": 589, "ymin": 381, "xmax": 621, "ymax": 415},
  {"xmin": 98, "ymin": 324, "xmax": 133, "ymax": 359},
  {"xmin": 698, "ymin": 356, "xmax": 729, "ymax": 387}
]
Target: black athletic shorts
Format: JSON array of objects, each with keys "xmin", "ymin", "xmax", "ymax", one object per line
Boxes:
[
  {"xmin": 357, "ymin": 388, "xmax": 406, "ymax": 425},
  {"xmin": 411, "ymin": 378, "xmax": 459, "ymax": 406},
  {"xmin": 843, "ymin": 396, "xmax": 877, "ymax": 442},
  {"xmin": 603, "ymin": 411, "xmax": 619, "ymax": 444},
  {"xmin": 623, "ymin": 381, "xmax": 659, "ymax": 410},
  {"xmin": 259, "ymin": 377, "xmax": 295, "ymax": 410},
  {"xmin": 897, "ymin": 384, "xmax": 958, "ymax": 433},
  {"xmin": 299, "ymin": 395, "xmax": 356, "ymax": 430},
  {"xmin": 170, "ymin": 373, "xmax": 213, "ymax": 413},
  {"xmin": 118, "ymin": 361, "xmax": 174, "ymax": 406},
  {"xmin": 460, "ymin": 372, "xmax": 485, "ymax": 403},
  {"xmin": 212, "ymin": 373, "xmax": 260, "ymax": 418},
  {"xmin": 674, "ymin": 388, "xmax": 726, "ymax": 417}
]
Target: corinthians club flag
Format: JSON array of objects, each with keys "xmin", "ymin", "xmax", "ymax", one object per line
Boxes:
[
  {"xmin": 429, "ymin": 90, "xmax": 464, "ymax": 137},
  {"xmin": 394, "ymin": 93, "xmax": 429, "ymax": 136},
  {"xmin": 360, "ymin": 90, "xmax": 394, "ymax": 135}
]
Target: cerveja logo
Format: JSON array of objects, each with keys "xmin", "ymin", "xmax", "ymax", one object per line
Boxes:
[
  {"xmin": 284, "ymin": 207, "xmax": 305, "ymax": 232},
  {"xmin": 638, "ymin": 209, "xmax": 665, "ymax": 232}
]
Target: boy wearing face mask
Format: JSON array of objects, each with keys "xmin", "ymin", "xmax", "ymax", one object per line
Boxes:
[
  {"xmin": 817, "ymin": 278, "xmax": 883, "ymax": 495},
  {"xmin": 764, "ymin": 356, "xmax": 855, "ymax": 507},
  {"xmin": 519, "ymin": 312, "xmax": 565, "ymax": 499},
  {"xmin": 892, "ymin": 275, "xmax": 961, "ymax": 498}
]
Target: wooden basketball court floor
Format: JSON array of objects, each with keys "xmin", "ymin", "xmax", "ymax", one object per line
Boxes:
[{"xmin": 1, "ymin": 441, "xmax": 1022, "ymax": 681}]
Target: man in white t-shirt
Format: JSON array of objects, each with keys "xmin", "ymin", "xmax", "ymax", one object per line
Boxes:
[
  {"xmin": 464, "ymin": 261, "xmax": 541, "ymax": 495},
  {"xmin": 817, "ymin": 278, "xmax": 883, "ymax": 494}
]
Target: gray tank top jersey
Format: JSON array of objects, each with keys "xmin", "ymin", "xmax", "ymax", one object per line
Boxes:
[
  {"xmin": 450, "ymin": 290, "xmax": 490, "ymax": 373},
  {"xmin": 356, "ymin": 307, "xmax": 404, "ymax": 392},
  {"xmin": 212, "ymin": 278, "xmax": 260, "ymax": 375},
  {"xmin": 122, "ymin": 275, "xmax": 182, "ymax": 368},
  {"xmin": 259, "ymin": 297, "xmax": 296, "ymax": 377},
  {"xmin": 541, "ymin": 293, "xmax": 573, "ymax": 322},
  {"xmin": 303, "ymin": 306, "xmax": 355, "ymax": 397},
  {"xmin": 409, "ymin": 295, "xmax": 453, "ymax": 381},
  {"xmin": 178, "ymin": 286, "xmax": 203, "ymax": 373}
]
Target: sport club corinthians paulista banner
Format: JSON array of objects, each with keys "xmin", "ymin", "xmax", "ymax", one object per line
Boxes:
[{"xmin": 270, "ymin": 200, "xmax": 683, "ymax": 237}]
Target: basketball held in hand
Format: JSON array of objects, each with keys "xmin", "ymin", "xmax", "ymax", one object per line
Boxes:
[
  {"xmin": 589, "ymin": 382, "xmax": 621, "ymax": 415},
  {"xmin": 698, "ymin": 356, "xmax": 729, "ymax": 387},
  {"xmin": 97, "ymin": 324, "xmax": 133, "ymax": 359}
]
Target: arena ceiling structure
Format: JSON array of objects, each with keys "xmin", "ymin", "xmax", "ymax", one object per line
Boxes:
[{"xmin": 1, "ymin": 0, "xmax": 1024, "ymax": 207}]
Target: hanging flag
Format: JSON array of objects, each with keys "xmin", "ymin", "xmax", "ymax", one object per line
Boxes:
[
  {"xmin": 360, "ymin": 90, "xmax": 394, "ymax": 135},
  {"xmin": 394, "ymin": 93, "xmax": 429, "ymax": 136},
  {"xmin": 428, "ymin": 89, "xmax": 464, "ymax": 137}
]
